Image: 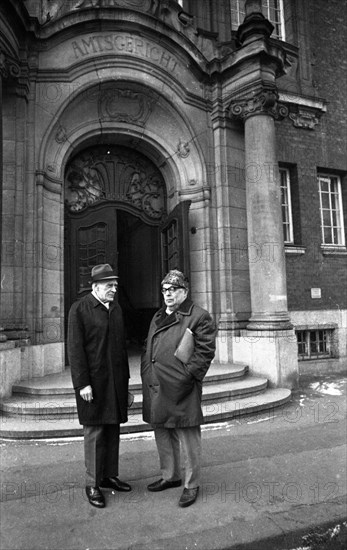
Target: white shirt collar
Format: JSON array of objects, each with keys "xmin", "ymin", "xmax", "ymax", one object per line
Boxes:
[{"xmin": 92, "ymin": 290, "xmax": 110, "ymax": 309}]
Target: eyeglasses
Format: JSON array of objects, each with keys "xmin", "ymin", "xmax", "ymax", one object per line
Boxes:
[{"xmin": 161, "ymin": 286, "xmax": 184, "ymax": 294}]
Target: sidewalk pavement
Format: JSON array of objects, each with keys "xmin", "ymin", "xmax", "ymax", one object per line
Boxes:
[{"xmin": 0, "ymin": 373, "xmax": 346, "ymax": 550}]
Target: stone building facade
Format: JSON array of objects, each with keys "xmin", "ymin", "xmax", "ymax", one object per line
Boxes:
[{"xmin": 0, "ymin": 0, "xmax": 346, "ymax": 397}]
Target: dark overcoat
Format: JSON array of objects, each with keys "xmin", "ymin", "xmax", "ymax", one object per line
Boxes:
[
  {"xmin": 141, "ymin": 298, "xmax": 216, "ymax": 428},
  {"xmin": 67, "ymin": 293, "xmax": 129, "ymax": 425}
]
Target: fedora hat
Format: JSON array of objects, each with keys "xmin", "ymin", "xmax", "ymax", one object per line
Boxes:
[{"xmin": 90, "ymin": 264, "xmax": 119, "ymax": 283}]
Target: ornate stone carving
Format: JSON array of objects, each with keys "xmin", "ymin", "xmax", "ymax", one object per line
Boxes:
[
  {"xmin": 0, "ymin": 51, "xmax": 20, "ymax": 80},
  {"xmin": 65, "ymin": 158, "xmax": 106, "ymax": 211},
  {"xmin": 98, "ymin": 88, "xmax": 156, "ymax": 126},
  {"xmin": 74, "ymin": 0, "xmax": 156, "ymax": 9},
  {"xmin": 177, "ymin": 139, "xmax": 190, "ymax": 158},
  {"xmin": 65, "ymin": 146, "xmax": 165, "ymax": 220},
  {"xmin": 289, "ymin": 109, "xmax": 320, "ymax": 130},
  {"xmin": 229, "ymin": 90, "xmax": 288, "ymax": 121},
  {"xmin": 55, "ymin": 126, "xmax": 68, "ymax": 143},
  {"xmin": 40, "ymin": 0, "xmax": 158, "ymax": 22},
  {"xmin": 127, "ymin": 173, "xmax": 164, "ymax": 219},
  {"xmin": 0, "ymin": 52, "xmax": 7, "ymax": 78}
]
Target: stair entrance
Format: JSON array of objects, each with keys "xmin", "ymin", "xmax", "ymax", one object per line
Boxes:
[{"xmin": 0, "ymin": 359, "xmax": 291, "ymax": 439}]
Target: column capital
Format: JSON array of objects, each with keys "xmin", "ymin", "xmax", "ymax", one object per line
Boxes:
[{"xmin": 229, "ymin": 88, "xmax": 289, "ymax": 121}]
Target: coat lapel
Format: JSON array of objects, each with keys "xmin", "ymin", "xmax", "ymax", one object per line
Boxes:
[{"xmin": 153, "ymin": 299, "xmax": 194, "ymax": 334}]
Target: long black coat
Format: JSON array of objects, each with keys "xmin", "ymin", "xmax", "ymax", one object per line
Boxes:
[
  {"xmin": 67, "ymin": 293, "xmax": 129, "ymax": 425},
  {"xmin": 141, "ymin": 298, "xmax": 216, "ymax": 428}
]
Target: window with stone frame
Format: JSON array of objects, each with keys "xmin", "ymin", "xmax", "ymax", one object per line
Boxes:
[
  {"xmin": 280, "ymin": 167, "xmax": 294, "ymax": 244},
  {"xmin": 296, "ymin": 329, "xmax": 335, "ymax": 361},
  {"xmin": 230, "ymin": 0, "xmax": 285, "ymax": 40},
  {"xmin": 318, "ymin": 174, "xmax": 345, "ymax": 247}
]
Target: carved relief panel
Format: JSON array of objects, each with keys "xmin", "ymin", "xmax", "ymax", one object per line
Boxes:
[{"xmin": 64, "ymin": 145, "xmax": 166, "ymax": 221}]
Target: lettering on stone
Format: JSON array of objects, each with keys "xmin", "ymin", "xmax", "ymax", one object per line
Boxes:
[{"xmin": 71, "ymin": 34, "xmax": 178, "ymax": 74}]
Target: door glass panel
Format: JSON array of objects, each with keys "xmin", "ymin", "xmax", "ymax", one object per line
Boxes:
[
  {"xmin": 161, "ymin": 200, "xmax": 191, "ymax": 279},
  {"xmin": 78, "ymin": 223, "xmax": 107, "ymax": 293}
]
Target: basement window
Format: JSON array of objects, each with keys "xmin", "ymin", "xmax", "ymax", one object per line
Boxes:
[{"xmin": 296, "ymin": 329, "xmax": 335, "ymax": 361}]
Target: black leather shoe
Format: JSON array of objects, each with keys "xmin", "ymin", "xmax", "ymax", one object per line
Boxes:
[
  {"xmin": 85, "ymin": 486, "xmax": 105, "ymax": 508},
  {"xmin": 178, "ymin": 487, "xmax": 199, "ymax": 508},
  {"xmin": 147, "ymin": 478, "xmax": 182, "ymax": 492},
  {"xmin": 100, "ymin": 477, "xmax": 132, "ymax": 492}
]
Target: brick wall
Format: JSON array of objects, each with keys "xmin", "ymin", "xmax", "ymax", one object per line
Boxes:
[{"xmin": 276, "ymin": 0, "xmax": 347, "ymax": 312}]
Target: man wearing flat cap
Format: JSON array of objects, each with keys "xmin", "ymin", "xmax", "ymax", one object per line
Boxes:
[
  {"xmin": 67, "ymin": 264, "xmax": 131, "ymax": 508},
  {"xmin": 141, "ymin": 269, "xmax": 216, "ymax": 508}
]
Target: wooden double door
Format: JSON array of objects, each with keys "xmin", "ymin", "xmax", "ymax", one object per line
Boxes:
[{"xmin": 64, "ymin": 201, "xmax": 190, "ymax": 347}]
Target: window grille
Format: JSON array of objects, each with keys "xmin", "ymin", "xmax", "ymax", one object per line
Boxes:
[{"xmin": 296, "ymin": 329, "xmax": 335, "ymax": 361}]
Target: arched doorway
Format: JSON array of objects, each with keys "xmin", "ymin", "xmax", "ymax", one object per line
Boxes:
[{"xmin": 64, "ymin": 145, "xmax": 166, "ymax": 351}]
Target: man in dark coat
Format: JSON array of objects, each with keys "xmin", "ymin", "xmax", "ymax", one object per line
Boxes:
[
  {"xmin": 141, "ymin": 270, "xmax": 216, "ymax": 508},
  {"xmin": 67, "ymin": 263, "xmax": 132, "ymax": 508}
]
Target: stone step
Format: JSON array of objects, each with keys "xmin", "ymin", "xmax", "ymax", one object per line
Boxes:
[
  {"xmin": 10, "ymin": 363, "xmax": 248, "ymax": 396},
  {"xmin": 0, "ymin": 377, "xmax": 267, "ymax": 418},
  {"xmin": 0, "ymin": 388, "xmax": 291, "ymax": 439}
]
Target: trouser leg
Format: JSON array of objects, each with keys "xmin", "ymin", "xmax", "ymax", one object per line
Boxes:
[
  {"xmin": 176, "ymin": 426, "xmax": 201, "ymax": 489},
  {"xmin": 154, "ymin": 427, "xmax": 181, "ymax": 482},
  {"xmin": 84, "ymin": 425, "xmax": 104, "ymax": 486},
  {"xmin": 103, "ymin": 424, "xmax": 120, "ymax": 478},
  {"xmin": 84, "ymin": 424, "xmax": 120, "ymax": 485}
]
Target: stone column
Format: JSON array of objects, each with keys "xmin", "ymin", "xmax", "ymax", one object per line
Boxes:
[
  {"xmin": 0, "ymin": 53, "xmax": 6, "ymax": 342},
  {"xmin": 230, "ymin": 90, "xmax": 292, "ymax": 331},
  {"xmin": 0, "ymin": 53, "xmax": 4, "ymax": 288},
  {"xmin": 226, "ymin": 0, "xmax": 298, "ymax": 387}
]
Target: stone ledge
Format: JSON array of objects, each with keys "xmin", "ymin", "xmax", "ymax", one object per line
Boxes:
[{"xmin": 0, "ymin": 341, "xmax": 16, "ymax": 351}]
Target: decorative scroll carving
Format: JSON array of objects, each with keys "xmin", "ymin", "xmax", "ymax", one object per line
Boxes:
[
  {"xmin": 229, "ymin": 89, "xmax": 288, "ymax": 121},
  {"xmin": 65, "ymin": 157, "xmax": 107, "ymax": 211},
  {"xmin": 176, "ymin": 139, "xmax": 190, "ymax": 158},
  {"xmin": 289, "ymin": 109, "xmax": 320, "ymax": 130},
  {"xmin": 55, "ymin": 126, "xmax": 68, "ymax": 143},
  {"xmin": 65, "ymin": 146, "xmax": 165, "ymax": 220},
  {"xmin": 0, "ymin": 51, "xmax": 20, "ymax": 80},
  {"xmin": 98, "ymin": 88, "xmax": 156, "ymax": 126},
  {"xmin": 0, "ymin": 52, "xmax": 7, "ymax": 78}
]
